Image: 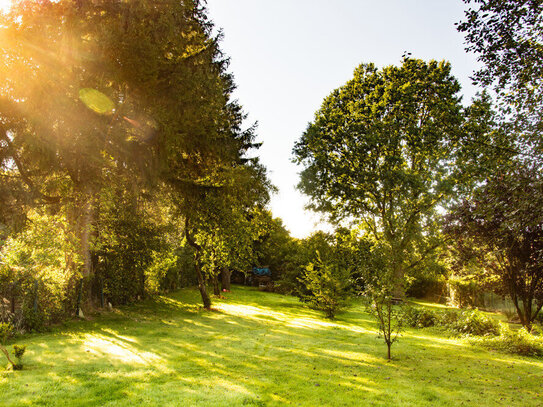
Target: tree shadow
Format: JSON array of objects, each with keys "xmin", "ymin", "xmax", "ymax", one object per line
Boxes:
[{"xmin": 2, "ymin": 286, "xmax": 543, "ymax": 406}]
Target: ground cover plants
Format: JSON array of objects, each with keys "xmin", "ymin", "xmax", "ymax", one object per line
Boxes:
[{"xmin": 1, "ymin": 286, "xmax": 542, "ymax": 407}]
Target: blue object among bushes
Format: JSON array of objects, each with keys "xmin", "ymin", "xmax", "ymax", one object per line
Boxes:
[{"xmin": 252, "ymin": 267, "xmax": 271, "ymax": 276}]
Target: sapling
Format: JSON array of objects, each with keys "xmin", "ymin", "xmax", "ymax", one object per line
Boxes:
[
  {"xmin": 0, "ymin": 322, "xmax": 15, "ymax": 368},
  {"xmin": 365, "ymin": 284, "xmax": 403, "ymax": 360},
  {"xmin": 12, "ymin": 344, "xmax": 26, "ymax": 370},
  {"xmin": 298, "ymin": 252, "xmax": 351, "ymax": 319},
  {"xmin": 0, "ymin": 322, "xmax": 27, "ymax": 370}
]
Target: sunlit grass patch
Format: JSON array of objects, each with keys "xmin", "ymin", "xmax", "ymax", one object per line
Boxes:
[{"xmin": 1, "ymin": 285, "xmax": 542, "ymax": 406}]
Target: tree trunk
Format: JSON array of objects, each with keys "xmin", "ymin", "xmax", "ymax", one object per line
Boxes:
[
  {"xmin": 70, "ymin": 184, "xmax": 97, "ymax": 312},
  {"xmin": 392, "ymin": 262, "xmax": 405, "ymax": 299},
  {"xmin": 220, "ymin": 268, "xmax": 231, "ymax": 291},
  {"xmin": 194, "ymin": 255, "xmax": 211, "ymax": 309},
  {"xmin": 80, "ymin": 186, "xmax": 94, "ymax": 280},
  {"xmin": 387, "ymin": 342, "xmax": 391, "ymax": 360},
  {"xmin": 184, "ymin": 219, "xmax": 211, "ymax": 309},
  {"xmin": 523, "ymin": 297, "xmax": 532, "ymax": 329},
  {"xmin": 212, "ymin": 273, "xmax": 220, "ymax": 296},
  {"xmin": 511, "ymin": 293, "xmax": 527, "ymax": 327}
]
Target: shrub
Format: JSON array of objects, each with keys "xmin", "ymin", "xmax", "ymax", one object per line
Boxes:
[
  {"xmin": 11, "ymin": 344, "xmax": 26, "ymax": 370},
  {"xmin": 403, "ymin": 306, "xmax": 438, "ymax": 328},
  {"xmin": 298, "ymin": 253, "xmax": 351, "ymax": 319},
  {"xmin": 21, "ymin": 306, "xmax": 45, "ymax": 333},
  {"xmin": 437, "ymin": 309, "xmax": 461, "ymax": 328},
  {"xmin": 0, "ymin": 322, "xmax": 13, "ymax": 344},
  {"xmin": 0, "ymin": 326, "xmax": 26, "ymax": 370},
  {"xmin": 0, "ymin": 210, "xmax": 81, "ymax": 330},
  {"xmin": 471, "ymin": 322, "xmax": 543, "ymax": 356},
  {"xmin": 12, "ymin": 344, "xmax": 25, "ymax": 359},
  {"xmin": 403, "ymin": 307, "xmax": 499, "ymax": 337},
  {"xmin": 451, "ymin": 309, "xmax": 499, "ymax": 336},
  {"xmin": 531, "ymin": 324, "xmax": 543, "ymax": 336}
]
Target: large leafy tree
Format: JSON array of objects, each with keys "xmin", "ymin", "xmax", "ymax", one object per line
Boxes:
[
  {"xmin": 0, "ymin": 0, "xmax": 266, "ymax": 309},
  {"xmin": 445, "ymin": 163, "xmax": 543, "ymax": 329},
  {"xmin": 293, "ymin": 58, "xmax": 466, "ymax": 296}
]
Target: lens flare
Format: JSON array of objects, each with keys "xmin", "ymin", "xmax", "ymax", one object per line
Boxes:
[{"xmin": 78, "ymin": 88, "xmax": 115, "ymax": 115}]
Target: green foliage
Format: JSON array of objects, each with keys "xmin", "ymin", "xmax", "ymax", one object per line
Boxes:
[
  {"xmin": 10, "ymin": 344, "xmax": 26, "ymax": 370},
  {"xmin": 294, "ymin": 57, "xmax": 468, "ymax": 296},
  {"xmin": 254, "ymin": 213, "xmax": 300, "ymax": 293},
  {"xmin": 458, "ymin": 0, "xmax": 543, "ymax": 144},
  {"xmin": 403, "ymin": 306, "xmax": 439, "ymax": 328},
  {"xmin": 365, "ymin": 285, "xmax": 404, "ymax": 360},
  {"xmin": 450, "ymin": 309, "xmax": 499, "ymax": 337},
  {"xmin": 288, "ymin": 232, "xmax": 335, "ymax": 296},
  {"xmin": 145, "ymin": 250, "xmax": 182, "ymax": 296},
  {"xmin": 447, "ymin": 276, "xmax": 484, "ymax": 308},
  {"xmin": 298, "ymin": 253, "xmax": 351, "ymax": 318},
  {"xmin": 12, "ymin": 344, "xmax": 26, "ymax": 359},
  {"xmin": 0, "ymin": 326, "xmax": 25, "ymax": 370},
  {"xmin": 0, "ymin": 0, "xmax": 269, "ymax": 313},
  {"xmin": 95, "ymin": 188, "xmax": 161, "ymax": 305},
  {"xmin": 0, "ymin": 322, "xmax": 13, "ymax": 344},
  {"xmin": 21, "ymin": 307, "xmax": 45, "ymax": 334},
  {"xmin": 445, "ymin": 164, "xmax": 543, "ymax": 328},
  {"xmin": 471, "ymin": 322, "xmax": 543, "ymax": 357},
  {"xmin": 403, "ymin": 305, "xmax": 499, "ymax": 337},
  {"xmin": 405, "ymin": 275, "xmax": 446, "ymax": 300},
  {"xmin": 0, "ymin": 210, "xmax": 80, "ymax": 330}
]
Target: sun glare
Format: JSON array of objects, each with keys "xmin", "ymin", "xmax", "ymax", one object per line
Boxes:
[{"xmin": 0, "ymin": 0, "xmax": 12, "ymax": 14}]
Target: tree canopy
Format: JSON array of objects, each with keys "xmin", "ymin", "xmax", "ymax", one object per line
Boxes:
[
  {"xmin": 293, "ymin": 58, "xmax": 467, "ymax": 295},
  {"xmin": 458, "ymin": 0, "xmax": 543, "ymax": 149},
  {"xmin": 0, "ymin": 0, "xmax": 271, "ymax": 311}
]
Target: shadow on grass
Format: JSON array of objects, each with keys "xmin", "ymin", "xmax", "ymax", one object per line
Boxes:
[{"xmin": 2, "ymin": 285, "xmax": 543, "ymax": 406}]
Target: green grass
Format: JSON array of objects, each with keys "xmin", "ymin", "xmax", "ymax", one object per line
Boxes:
[{"xmin": 1, "ymin": 286, "xmax": 542, "ymax": 406}]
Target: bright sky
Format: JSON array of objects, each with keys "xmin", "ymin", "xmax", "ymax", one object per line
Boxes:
[{"xmin": 206, "ymin": 0, "xmax": 479, "ymax": 239}]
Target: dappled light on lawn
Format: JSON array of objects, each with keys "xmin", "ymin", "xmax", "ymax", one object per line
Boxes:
[
  {"xmin": 76, "ymin": 333, "xmax": 163, "ymax": 366},
  {"xmin": 215, "ymin": 301, "xmax": 373, "ymax": 334},
  {"xmin": 1, "ymin": 287, "xmax": 543, "ymax": 406}
]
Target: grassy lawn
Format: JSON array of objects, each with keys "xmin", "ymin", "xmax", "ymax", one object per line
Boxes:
[{"xmin": 1, "ymin": 286, "xmax": 542, "ymax": 406}]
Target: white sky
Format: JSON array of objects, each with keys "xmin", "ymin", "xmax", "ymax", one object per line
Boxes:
[{"xmin": 205, "ymin": 0, "xmax": 480, "ymax": 238}]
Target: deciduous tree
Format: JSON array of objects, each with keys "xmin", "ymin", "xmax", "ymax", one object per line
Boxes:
[{"xmin": 294, "ymin": 58, "xmax": 466, "ymax": 296}]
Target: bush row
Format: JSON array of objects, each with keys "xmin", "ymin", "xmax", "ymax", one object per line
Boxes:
[
  {"xmin": 470, "ymin": 323, "xmax": 543, "ymax": 357},
  {"xmin": 403, "ymin": 305, "xmax": 543, "ymax": 357},
  {"xmin": 0, "ymin": 210, "xmax": 198, "ymax": 334},
  {"xmin": 403, "ymin": 306, "xmax": 500, "ymax": 336}
]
